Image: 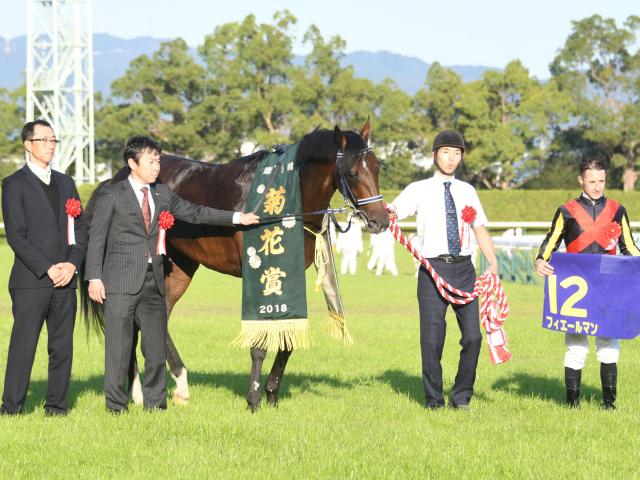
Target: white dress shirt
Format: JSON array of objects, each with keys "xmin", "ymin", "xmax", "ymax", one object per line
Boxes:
[
  {"xmin": 27, "ymin": 160, "xmax": 52, "ymax": 185},
  {"xmin": 128, "ymin": 175, "xmax": 155, "ymax": 219},
  {"xmin": 392, "ymin": 172, "xmax": 488, "ymax": 258}
]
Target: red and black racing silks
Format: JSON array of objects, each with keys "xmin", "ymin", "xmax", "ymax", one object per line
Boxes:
[{"xmin": 537, "ymin": 194, "xmax": 640, "ymax": 261}]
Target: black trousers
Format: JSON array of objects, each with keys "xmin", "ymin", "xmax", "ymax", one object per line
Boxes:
[
  {"xmin": 417, "ymin": 259, "xmax": 482, "ymax": 407},
  {"xmin": 1, "ymin": 287, "xmax": 76, "ymax": 413},
  {"xmin": 104, "ymin": 269, "xmax": 167, "ymax": 411}
]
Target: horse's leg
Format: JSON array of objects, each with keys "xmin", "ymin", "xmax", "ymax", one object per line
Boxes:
[
  {"xmin": 163, "ymin": 249, "xmax": 200, "ymax": 405},
  {"xmin": 167, "ymin": 333, "xmax": 190, "ymax": 405},
  {"xmin": 127, "ymin": 324, "xmax": 143, "ymax": 405},
  {"xmin": 265, "ymin": 348, "xmax": 293, "ymax": 407},
  {"xmin": 247, "ymin": 347, "xmax": 266, "ymax": 412}
]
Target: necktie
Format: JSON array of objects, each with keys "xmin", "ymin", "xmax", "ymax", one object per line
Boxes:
[
  {"xmin": 42, "ymin": 170, "xmax": 51, "ymax": 185},
  {"xmin": 141, "ymin": 187, "xmax": 151, "ymax": 233},
  {"xmin": 444, "ymin": 181, "xmax": 461, "ymax": 256}
]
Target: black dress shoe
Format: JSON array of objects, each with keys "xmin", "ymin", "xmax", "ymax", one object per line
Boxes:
[
  {"xmin": 44, "ymin": 408, "xmax": 68, "ymax": 417},
  {"xmin": 143, "ymin": 405, "xmax": 167, "ymax": 413},
  {"xmin": 106, "ymin": 407, "xmax": 128, "ymax": 415},
  {"xmin": 449, "ymin": 401, "xmax": 472, "ymax": 411},
  {"xmin": 0, "ymin": 406, "xmax": 20, "ymax": 416}
]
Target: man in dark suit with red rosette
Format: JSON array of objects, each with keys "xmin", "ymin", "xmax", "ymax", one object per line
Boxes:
[
  {"xmin": 86, "ymin": 135, "xmax": 258, "ymax": 413},
  {"xmin": 1, "ymin": 119, "xmax": 89, "ymax": 417}
]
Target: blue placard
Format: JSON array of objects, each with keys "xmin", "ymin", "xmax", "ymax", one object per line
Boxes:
[{"xmin": 542, "ymin": 253, "xmax": 640, "ymax": 339}]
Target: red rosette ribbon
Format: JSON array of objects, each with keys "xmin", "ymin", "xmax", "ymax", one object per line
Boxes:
[
  {"xmin": 461, "ymin": 205, "xmax": 477, "ymax": 224},
  {"xmin": 65, "ymin": 198, "xmax": 82, "ymax": 245},
  {"xmin": 157, "ymin": 210, "xmax": 175, "ymax": 255},
  {"xmin": 604, "ymin": 221, "xmax": 622, "ymax": 251},
  {"xmin": 460, "ymin": 205, "xmax": 478, "ymax": 250}
]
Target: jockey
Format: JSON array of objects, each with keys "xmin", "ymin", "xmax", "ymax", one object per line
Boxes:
[{"xmin": 535, "ymin": 156, "xmax": 640, "ymax": 409}]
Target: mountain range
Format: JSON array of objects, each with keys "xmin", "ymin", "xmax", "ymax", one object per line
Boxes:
[{"xmin": 1, "ymin": 33, "xmax": 497, "ymax": 95}]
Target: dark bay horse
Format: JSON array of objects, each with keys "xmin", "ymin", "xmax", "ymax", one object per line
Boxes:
[{"xmin": 83, "ymin": 120, "xmax": 389, "ymax": 411}]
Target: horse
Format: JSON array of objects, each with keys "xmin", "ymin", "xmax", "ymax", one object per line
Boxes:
[{"xmin": 82, "ymin": 120, "xmax": 389, "ymax": 411}]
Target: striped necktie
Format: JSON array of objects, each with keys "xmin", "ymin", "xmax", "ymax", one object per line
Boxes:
[
  {"xmin": 141, "ymin": 187, "xmax": 151, "ymax": 233},
  {"xmin": 444, "ymin": 182, "xmax": 461, "ymax": 256}
]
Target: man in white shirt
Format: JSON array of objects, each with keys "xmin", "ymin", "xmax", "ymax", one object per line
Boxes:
[{"xmin": 392, "ymin": 130, "xmax": 498, "ymax": 410}]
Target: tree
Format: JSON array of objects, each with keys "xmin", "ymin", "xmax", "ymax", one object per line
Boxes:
[
  {"xmin": 372, "ymin": 80, "xmax": 422, "ymax": 189},
  {"xmin": 456, "ymin": 61, "xmax": 567, "ymax": 189},
  {"xmin": 0, "ymin": 86, "xmax": 24, "ymax": 181},
  {"xmin": 198, "ymin": 11, "xmax": 299, "ymax": 154},
  {"xmin": 551, "ymin": 15, "xmax": 640, "ymax": 191},
  {"xmin": 108, "ymin": 38, "xmax": 208, "ymax": 157},
  {"xmin": 413, "ymin": 62, "xmax": 463, "ymax": 133}
]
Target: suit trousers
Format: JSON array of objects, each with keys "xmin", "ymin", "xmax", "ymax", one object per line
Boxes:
[
  {"xmin": 417, "ymin": 259, "xmax": 482, "ymax": 407},
  {"xmin": 2, "ymin": 287, "xmax": 76, "ymax": 413},
  {"xmin": 104, "ymin": 268, "xmax": 167, "ymax": 410}
]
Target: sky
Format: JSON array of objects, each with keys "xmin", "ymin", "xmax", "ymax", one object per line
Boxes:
[{"xmin": 1, "ymin": 0, "xmax": 638, "ymax": 78}]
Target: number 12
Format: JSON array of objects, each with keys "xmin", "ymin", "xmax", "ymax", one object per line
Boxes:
[{"xmin": 548, "ymin": 275, "xmax": 588, "ymax": 318}]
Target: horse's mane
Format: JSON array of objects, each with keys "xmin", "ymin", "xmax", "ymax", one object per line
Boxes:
[{"xmin": 297, "ymin": 128, "xmax": 367, "ymax": 171}]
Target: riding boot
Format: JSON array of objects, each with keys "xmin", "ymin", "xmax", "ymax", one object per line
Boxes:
[
  {"xmin": 600, "ymin": 362, "xmax": 617, "ymax": 410},
  {"xmin": 565, "ymin": 367, "xmax": 581, "ymax": 408}
]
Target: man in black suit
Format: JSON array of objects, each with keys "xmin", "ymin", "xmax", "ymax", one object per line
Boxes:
[
  {"xmin": 1, "ymin": 119, "xmax": 89, "ymax": 416},
  {"xmin": 86, "ymin": 135, "xmax": 259, "ymax": 412}
]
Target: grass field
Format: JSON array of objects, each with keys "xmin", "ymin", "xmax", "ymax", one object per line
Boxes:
[{"xmin": 0, "ymin": 242, "xmax": 639, "ymax": 479}]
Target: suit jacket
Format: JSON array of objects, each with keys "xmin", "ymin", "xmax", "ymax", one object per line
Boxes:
[
  {"xmin": 1, "ymin": 165, "xmax": 89, "ymax": 289},
  {"xmin": 85, "ymin": 180, "xmax": 234, "ymax": 295}
]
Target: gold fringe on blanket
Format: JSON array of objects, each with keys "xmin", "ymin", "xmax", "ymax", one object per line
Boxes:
[
  {"xmin": 324, "ymin": 311, "xmax": 353, "ymax": 346},
  {"xmin": 307, "ymin": 218, "xmax": 353, "ymax": 346},
  {"xmin": 231, "ymin": 319, "xmax": 310, "ymax": 351}
]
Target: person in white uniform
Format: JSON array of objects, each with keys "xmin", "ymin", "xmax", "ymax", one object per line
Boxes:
[
  {"xmin": 367, "ymin": 230, "xmax": 398, "ymax": 276},
  {"xmin": 336, "ymin": 218, "xmax": 364, "ymax": 275}
]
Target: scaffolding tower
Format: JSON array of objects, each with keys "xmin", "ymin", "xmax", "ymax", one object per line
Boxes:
[{"xmin": 26, "ymin": 0, "xmax": 95, "ymax": 184}]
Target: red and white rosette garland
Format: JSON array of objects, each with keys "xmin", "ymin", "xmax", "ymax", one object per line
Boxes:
[
  {"xmin": 460, "ymin": 205, "xmax": 477, "ymax": 251},
  {"xmin": 386, "ymin": 204, "xmax": 511, "ymax": 365},
  {"xmin": 604, "ymin": 221, "xmax": 622, "ymax": 252},
  {"xmin": 65, "ymin": 198, "xmax": 82, "ymax": 245},
  {"xmin": 157, "ymin": 211, "xmax": 175, "ymax": 255}
]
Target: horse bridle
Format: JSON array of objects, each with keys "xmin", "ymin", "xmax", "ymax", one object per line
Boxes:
[{"xmin": 333, "ymin": 146, "xmax": 384, "ymax": 233}]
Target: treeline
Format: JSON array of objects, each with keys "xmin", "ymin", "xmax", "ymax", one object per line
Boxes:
[{"xmin": 0, "ymin": 12, "xmax": 639, "ymax": 190}]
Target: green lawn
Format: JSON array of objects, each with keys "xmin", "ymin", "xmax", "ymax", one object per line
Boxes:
[{"xmin": 0, "ymin": 243, "xmax": 638, "ymax": 479}]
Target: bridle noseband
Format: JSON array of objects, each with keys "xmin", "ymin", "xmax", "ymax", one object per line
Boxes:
[
  {"xmin": 335, "ymin": 146, "xmax": 384, "ymax": 208},
  {"xmin": 333, "ymin": 145, "xmax": 384, "ymax": 232}
]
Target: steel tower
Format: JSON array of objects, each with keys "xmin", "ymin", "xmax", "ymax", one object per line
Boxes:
[{"xmin": 26, "ymin": 0, "xmax": 95, "ymax": 183}]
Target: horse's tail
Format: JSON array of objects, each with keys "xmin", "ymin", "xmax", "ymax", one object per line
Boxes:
[{"xmin": 79, "ymin": 177, "xmax": 119, "ymax": 338}]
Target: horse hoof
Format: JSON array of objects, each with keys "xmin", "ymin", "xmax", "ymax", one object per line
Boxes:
[
  {"xmin": 172, "ymin": 391, "xmax": 190, "ymax": 406},
  {"xmin": 266, "ymin": 392, "xmax": 278, "ymax": 407},
  {"xmin": 131, "ymin": 376, "xmax": 143, "ymax": 405},
  {"xmin": 247, "ymin": 402, "xmax": 260, "ymax": 413}
]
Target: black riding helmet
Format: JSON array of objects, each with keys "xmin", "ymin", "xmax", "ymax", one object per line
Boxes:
[{"xmin": 432, "ymin": 130, "xmax": 466, "ymax": 153}]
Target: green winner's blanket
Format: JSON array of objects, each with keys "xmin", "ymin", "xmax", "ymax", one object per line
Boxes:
[{"xmin": 235, "ymin": 144, "xmax": 309, "ymax": 351}]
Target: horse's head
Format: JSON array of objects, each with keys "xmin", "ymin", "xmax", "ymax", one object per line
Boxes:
[{"xmin": 333, "ymin": 119, "xmax": 390, "ymax": 234}]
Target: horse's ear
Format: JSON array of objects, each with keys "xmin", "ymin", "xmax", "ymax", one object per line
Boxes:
[
  {"xmin": 333, "ymin": 125, "xmax": 347, "ymax": 151},
  {"xmin": 360, "ymin": 116, "xmax": 371, "ymax": 145}
]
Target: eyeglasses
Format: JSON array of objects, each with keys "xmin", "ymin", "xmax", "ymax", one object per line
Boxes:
[{"xmin": 28, "ymin": 138, "xmax": 60, "ymax": 145}]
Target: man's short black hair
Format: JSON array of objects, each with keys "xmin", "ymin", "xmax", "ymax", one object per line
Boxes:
[
  {"xmin": 579, "ymin": 156, "xmax": 607, "ymax": 176},
  {"xmin": 123, "ymin": 135, "xmax": 162, "ymax": 164},
  {"xmin": 21, "ymin": 119, "xmax": 53, "ymax": 142}
]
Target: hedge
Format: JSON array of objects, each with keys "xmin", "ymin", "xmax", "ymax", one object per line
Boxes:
[
  {"xmin": 375, "ymin": 189, "xmax": 640, "ymax": 222},
  {"xmin": 3, "ymin": 185, "xmax": 640, "ymax": 224}
]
